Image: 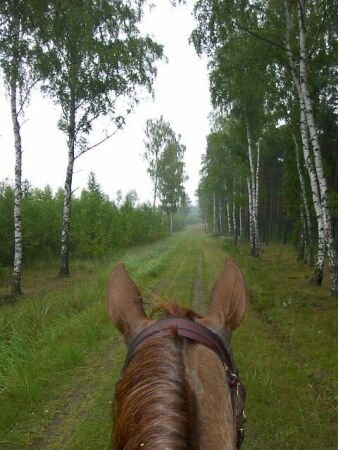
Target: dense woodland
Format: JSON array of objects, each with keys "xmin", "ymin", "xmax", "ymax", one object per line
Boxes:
[
  {"xmin": 192, "ymin": 0, "xmax": 337, "ymax": 297},
  {"xmin": 0, "ymin": 173, "xmax": 189, "ymax": 268}
]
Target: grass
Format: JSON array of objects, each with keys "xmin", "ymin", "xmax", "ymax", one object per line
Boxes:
[
  {"xmin": 0, "ymin": 233, "xmax": 185, "ymax": 447},
  {"xmin": 221, "ymin": 239, "xmax": 338, "ymax": 449},
  {"xmin": 0, "ymin": 228, "xmax": 337, "ymax": 449}
]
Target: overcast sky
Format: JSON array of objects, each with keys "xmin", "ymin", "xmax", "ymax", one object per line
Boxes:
[{"xmin": 0, "ymin": 2, "xmax": 211, "ymax": 205}]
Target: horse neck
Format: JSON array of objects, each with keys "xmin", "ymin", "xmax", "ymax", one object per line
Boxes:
[
  {"xmin": 113, "ymin": 336, "xmax": 195, "ymax": 450},
  {"xmin": 184, "ymin": 343, "xmax": 237, "ymax": 450},
  {"xmin": 113, "ymin": 337, "xmax": 236, "ymax": 450}
]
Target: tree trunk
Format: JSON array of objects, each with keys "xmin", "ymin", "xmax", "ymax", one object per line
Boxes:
[
  {"xmin": 246, "ymin": 121, "xmax": 259, "ymax": 257},
  {"xmin": 254, "ymin": 141, "xmax": 260, "ymax": 255},
  {"xmin": 239, "ymin": 206, "xmax": 243, "ymax": 241},
  {"xmin": 297, "ymin": 0, "xmax": 337, "ymax": 296},
  {"xmin": 10, "ymin": 79, "xmax": 23, "ymax": 296},
  {"xmin": 59, "ymin": 99, "xmax": 76, "ymax": 277},
  {"xmin": 298, "ymin": 207, "xmax": 306, "ymax": 262},
  {"xmin": 232, "ymin": 177, "xmax": 237, "ymax": 245},
  {"xmin": 285, "ymin": 2, "xmax": 325, "ymax": 285},
  {"xmin": 226, "ymin": 202, "xmax": 232, "ymax": 240},
  {"xmin": 153, "ymin": 180, "xmax": 157, "ymax": 209},
  {"xmin": 218, "ymin": 198, "xmax": 222, "ymax": 234},
  {"xmin": 213, "ymin": 191, "xmax": 216, "ymax": 234},
  {"xmin": 292, "ymin": 132, "xmax": 313, "ymax": 264},
  {"xmin": 247, "ymin": 177, "xmax": 254, "ymax": 256}
]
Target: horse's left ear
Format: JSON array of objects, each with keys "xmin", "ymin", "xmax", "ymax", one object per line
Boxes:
[
  {"xmin": 200, "ymin": 259, "xmax": 247, "ymax": 338},
  {"xmin": 107, "ymin": 263, "xmax": 149, "ymax": 344}
]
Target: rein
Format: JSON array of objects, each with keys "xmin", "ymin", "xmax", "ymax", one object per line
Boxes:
[{"xmin": 124, "ymin": 317, "xmax": 246, "ymax": 449}]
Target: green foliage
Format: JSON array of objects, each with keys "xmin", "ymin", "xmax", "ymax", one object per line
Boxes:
[
  {"xmin": 192, "ymin": 0, "xmax": 337, "ymax": 248},
  {"xmin": 0, "ymin": 175, "xmax": 167, "ymax": 268},
  {"xmin": 34, "ymin": 0, "xmax": 163, "ymax": 152},
  {"xmin": 144, "ymin": 116, "xmax": 188, "ymax": 230}
]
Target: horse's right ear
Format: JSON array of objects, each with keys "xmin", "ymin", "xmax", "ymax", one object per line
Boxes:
[
  {"xmin": 107, "ymin": 263, "xmax": 149, "ymax": 344},
  {"xmin": 200, "ymin": 259, "xmax": 247, "ymax": 337}
]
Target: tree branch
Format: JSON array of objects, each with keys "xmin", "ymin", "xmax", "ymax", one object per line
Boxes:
[
  {"xmin": 74, "ymin": 126, "xmax": 121, "ymax": 160},
  {"xmin": 17, "ymin": 78, "xmax": 40, "ymax": 116},
  {"xmin": 232, "ymin": 20, "xmax": 289, "ymax": 53}
]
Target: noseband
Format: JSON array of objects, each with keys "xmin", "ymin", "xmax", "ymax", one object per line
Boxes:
[{"xmin": 124, "ymin": 317, "xmax": 246, "ymax": 448}]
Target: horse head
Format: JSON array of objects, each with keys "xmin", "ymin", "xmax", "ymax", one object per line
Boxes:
[{"xmin": 107, "ymin": 260, "xmax": 247, "ymax": 449}]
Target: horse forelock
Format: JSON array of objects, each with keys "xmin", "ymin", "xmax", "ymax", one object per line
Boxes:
[{"xmin": 113, "ymin": 334, "xmax": 197, "ymax": 450}]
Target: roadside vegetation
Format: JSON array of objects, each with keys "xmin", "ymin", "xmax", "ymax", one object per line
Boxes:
[{"xmin": 0, "ymin": 228, "xmax": 336, "ymax": 449}]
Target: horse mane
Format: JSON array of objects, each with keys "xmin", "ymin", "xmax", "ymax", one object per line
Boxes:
[{"xmin": 112, "ymin": 302, "xmax": 199, "ymax": 450}]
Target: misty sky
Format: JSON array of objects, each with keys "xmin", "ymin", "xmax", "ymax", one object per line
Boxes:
[{"xmin": 0, "ymin": 2, "xmax": 211, "ymax": 205}]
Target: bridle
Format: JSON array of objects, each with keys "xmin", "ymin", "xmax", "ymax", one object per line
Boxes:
[{"xmin": 124, "ymin": 317, "xmax": 246, "ymax": 449}]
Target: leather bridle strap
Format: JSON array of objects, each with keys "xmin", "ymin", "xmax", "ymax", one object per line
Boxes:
[
  {"xmin": 127, "ymin": 317, "xmax": 235, "ymax": 374},
  {"xmin": 125, "ymin": 317, "xmax": 246, "ymax": 449}
]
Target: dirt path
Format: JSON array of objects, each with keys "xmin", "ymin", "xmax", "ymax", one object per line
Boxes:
[
  {"xmin": 27, "ymin": 231, "xmax": 199, "ymax": 450},
  {"xmin": 7, "ymin": 228, "xmax": 336, "ymax": 450},
  {"xmin": 192, "ymin": 253, "xmax": 206, "ymax": 315}
]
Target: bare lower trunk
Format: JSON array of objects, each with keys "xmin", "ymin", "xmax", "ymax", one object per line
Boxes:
[
  {"xmin": 226, "ymin": 202, "xmax": 232, "ymax": 240},
  {"xmin": 254, "ymin": 142, "xmax": 260, "ymax": 255},
  {"xmin": 300, "ymin": 106, "xmax": 325, "ymax": 284},
  {"xmin": 298, "ymin": 207, "xmax": 306, "ymax": 262},
  {"xmin": 153, "ymin": 182, "xmax": 157, "ymax": 209},
  {"xmin": 232, "ymin": 178, "xmax": 237, "ymax": 245},
  {"xmin": 10, "ymin": 80, "xmax": 23, "ymax": 296},
  {"xmin": 218, "ymin": 199, "xmax": 222, "ymax": 234},
  {"xmin": 239, "ymin": 206, "xmax": 243, "ymax": 241},
  {"xmin": 169, "ymin": 212, "xmax": 173, "ymax": 235},
  {"xmin": 59, "ymin": 101, "xmax": 76, "ymax": 277},
  {"xmin": 247, "ymin": 177, "xmax": 254, "ymax": 256},
  {"xmin": 213, "ymin": 191, "xmax": 216, "ymax": 234},
  {"xmin": 292, "ymin": 132, "xmax": 313, "ymax": 264}
]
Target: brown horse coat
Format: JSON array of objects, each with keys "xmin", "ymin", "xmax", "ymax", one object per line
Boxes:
[{"xmin": 107, "ymin": 259, "xmax": 247, "ymax": 450}]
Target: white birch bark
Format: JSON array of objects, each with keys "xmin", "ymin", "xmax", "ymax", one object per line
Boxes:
[
  {"xmin": 224, "ymin": 180, "xmax": 232, "ymax": 239},
  {"xmin": 285, "ymin": 1, "xmax": 326, "ymax": 285},
  {"xmin": 246, "ymin": 120, "xmax": 259, "ymax": 256},
  {"xmin": 226, "ymin": 203, "xmax": 232, "ymax": 239},
  {"xmin": 213, "ymin": 191, "xmax": 216, "ymax": 234},
  {"xmin": 10, "ymin": 78, "xmax": 23, "ymax": 295},
  {"xmin": 255, "ymin": 141, "xmax": 260, "ymax": 253},
  {"xmin": 218, "ymin": 198, "xmax": 222, "ymax": 234},
  {"xmin": 247, "ymin": 177, "xmax": 254, "ymax": 254},
  {"xmin": 297, "ymin": 0, "xmax": 337, "ymax": 296},
  {"xmin": 152, "ymin": 149, "xmax": 160, "ymax": 209},
  {"xmin": 59, "ymin": 98, "xmax": 76, "ymax": 277},
  {"xmin": 232, "ymin": 177, "xmax": 237, "ymax": 245},
  {"xmin": 239, "ymin": 206, "xmax": 243, "ymax": 241},
  {"xmin": 292, "ymin": 131, "xmax": 313, "ymax": 264}
]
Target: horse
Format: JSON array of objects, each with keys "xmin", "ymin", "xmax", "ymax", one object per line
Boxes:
[{"xmin": 106, "ymin": 259, "xmax": 247, "ymax": 450}]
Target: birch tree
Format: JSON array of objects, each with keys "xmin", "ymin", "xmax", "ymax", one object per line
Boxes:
[
  {"xmin": 0, "ymin": 1, "xmax": 38, "ymax": 295},
  {"xmin": 144, "ymin": 116, "xmax": 175, "ymax": 209},
  {"xmin": 157, "ymin": 133, "xmax": 187, "ymax": 234},
  {"xmin": 34, "ymin": 0, "xmax": 163, "ymax": 277},
  {"xmin": 283, "ymin": 0, "xmax": 337, "ymax": 294}
]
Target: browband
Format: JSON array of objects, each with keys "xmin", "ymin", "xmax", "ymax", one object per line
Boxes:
[
  {"xmin": 127, "ymin": 317, "xmax": 235, "ymax": 374},
  {"xmin": 124, "ymin": 317, "xmax": 246, "ymax": 448}
]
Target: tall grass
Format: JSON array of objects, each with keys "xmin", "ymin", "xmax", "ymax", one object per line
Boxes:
[{"xmin": 0, "ymin": 234, "xmax": 183, "ymax": 432}]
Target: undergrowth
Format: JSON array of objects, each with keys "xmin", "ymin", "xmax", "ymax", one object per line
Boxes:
[{"xmin": 0, "ymin": 233, "xmax": 183, "ymax": 436}]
